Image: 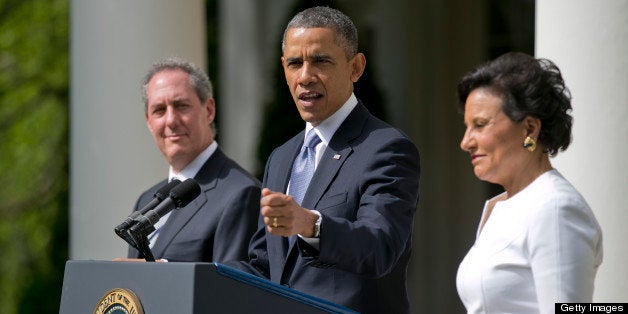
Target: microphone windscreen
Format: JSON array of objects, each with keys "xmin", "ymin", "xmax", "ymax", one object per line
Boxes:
[
  {"xmin": 169, "ymin": 178, "xmax": 201, "ymax": 208},
  {"xmin": 154, "ymin": 179, "xmax": 181, "ymax": 200}
]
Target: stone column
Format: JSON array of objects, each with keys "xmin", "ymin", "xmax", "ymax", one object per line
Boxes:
[
  {"xmin": 70, "ymin": 0, "xmax": 206, "ymax": 259},
  {"xmin": 217, "ymin": 0, "xmax": 264, "ymax": 172},
  {"xmin": 536, "ymin": 0, "xmax": 628, "ymax": 301},
  {"xmin": 218, "ymin": 0, "xmax": 295, "ymax": 173}
]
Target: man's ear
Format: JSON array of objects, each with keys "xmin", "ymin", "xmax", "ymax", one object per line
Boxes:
[
  {"xmin": 205, "ymin": 98, "xmax": 216, "ymax": 123},
  {"xmin": 350, "ymin": 53, "xmax": 366, "ymax": 83},
  {"xmin": 145, "ymin": 111, "xmax": 153, "ymax": 133}
]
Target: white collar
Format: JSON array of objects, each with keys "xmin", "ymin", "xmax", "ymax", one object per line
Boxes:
[
  {"xmin": 305, "ymin": 93, "xmax": 358, "ymax": 146},
  {"xmin": 168, "ymin": 141, "xmax": 218, "ymax": 182}
]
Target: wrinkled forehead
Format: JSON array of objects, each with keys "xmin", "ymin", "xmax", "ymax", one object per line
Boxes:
[{"xmin": 283, "ymin": 26, "xmax": 353, "ymax": 61}]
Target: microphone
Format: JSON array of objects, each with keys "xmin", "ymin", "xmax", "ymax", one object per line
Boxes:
[
  {"xmin": 129, "ymin": 178, "xmax": 201, "ymax": 235},
  {"xmin": 114, "ymin": 179, "xmax": 181, "ymax": 237}
]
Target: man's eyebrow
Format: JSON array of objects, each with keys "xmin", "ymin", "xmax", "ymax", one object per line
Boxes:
[
  {"xmin": 310, "ymin": 53, "xmax": 331, "ymax": 60},
  {"xmin": 284, "ymin": 56, "xmax": 303, "ymax": 63},
  {"xmin": 172, "ymin": 97, "xmax": 190, "ymax": 103}
]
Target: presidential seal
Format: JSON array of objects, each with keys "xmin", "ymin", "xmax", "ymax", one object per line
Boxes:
[{"xmin": 93, "ymin": 288, "xmax": 144, "ymax": 314}]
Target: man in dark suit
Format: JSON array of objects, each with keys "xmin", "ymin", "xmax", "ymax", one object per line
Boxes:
[
  {"xmin": 125, "ymin": 57, "xmax": 260, "ymax": 262},
  {"xmin": 228, "ymin": 7, "xmax": 420, "ymax": 313}
]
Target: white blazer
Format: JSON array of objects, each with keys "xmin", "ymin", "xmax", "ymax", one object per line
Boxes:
[{"xmin": 456, "ymin": 169, "xmax": 603, "ymax": 314}]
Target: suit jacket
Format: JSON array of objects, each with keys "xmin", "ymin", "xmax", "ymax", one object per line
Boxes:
[
  {"xmin": 128, "ymin": 148, "xmax": 261, "ymax": 263},
  {"xmin": 457, "ymin": 169, "xmax": 603, "ymax": 314},
  {"xmin": 231, "ymin": 102, "xmax": 420, "ymax": 313}
]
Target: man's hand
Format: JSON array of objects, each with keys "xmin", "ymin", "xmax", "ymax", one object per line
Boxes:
[{"xmin": 261, "ymin": 188, "xmax": 318, "ymax": 237}]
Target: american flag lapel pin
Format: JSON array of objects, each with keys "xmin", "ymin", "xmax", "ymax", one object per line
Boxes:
[{"xmin": 333, "ymin": 154, "xmax": 341, "ymax": 160}]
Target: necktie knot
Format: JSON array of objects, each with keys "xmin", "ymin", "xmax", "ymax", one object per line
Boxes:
[{"xmin": 304, "ymin": 129, "xmax": 321, "ymax": 149}]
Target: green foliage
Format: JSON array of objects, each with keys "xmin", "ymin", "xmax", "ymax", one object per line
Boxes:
[{"xmin": 0, "ymin": 0, "xmax": 69, "ymax": 313}]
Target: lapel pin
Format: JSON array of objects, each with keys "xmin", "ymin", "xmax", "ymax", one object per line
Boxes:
[{"xmin": 333, "ymin": 154, "xmax": 341, "ymax": 160}]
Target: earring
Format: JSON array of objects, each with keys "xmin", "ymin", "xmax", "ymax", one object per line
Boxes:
[{"xmin": 523, "ymin": 136, "xmax": 536, "ymax": 152}]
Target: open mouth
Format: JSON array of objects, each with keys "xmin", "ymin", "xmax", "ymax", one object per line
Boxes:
[{"xmin": 298, "ymin": 91, "xmax": 323, "ymax": 102}]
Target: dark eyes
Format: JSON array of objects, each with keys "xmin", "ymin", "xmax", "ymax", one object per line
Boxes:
[
  {"xmin": 463, "ymin": 121, "xmax": 487, "ymax": 129},
  {"xmin": 151, "ymin": 107, "xmax": 166, "ymax": 115},
  {"xmin": 150, "ymin": 103, "xmax": 189, "ymax": 116},
  {"xmin": 313, "ymin": 57, "xmax": 331, "ymax": 64},
  {"xmin": 286, "ymin": 60, "xmax": 302, "ymax": 68},
  {"xmin": 286, "ymin": 58, "xmax": 331, "ymax": 68}
]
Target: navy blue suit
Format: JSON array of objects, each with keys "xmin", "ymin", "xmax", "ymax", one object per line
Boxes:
[
  {"xmin": 231, "ymin": 102, "xmax": 420, "ymax": 313},
  {"xmin": 128, "ymin": 148, "xmax": 260, "ymax": 263}
]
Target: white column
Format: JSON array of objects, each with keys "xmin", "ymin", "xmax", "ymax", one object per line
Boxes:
[
  {"xmin": 218, "ymin": 0, "xmax": 263, "ymax": 173},
  {"xmin": 536, "ymin": 0, "xmax": 628, "ymax": 301},
  {"xmin": 70, "ymin": 0, "xmax": 206, "ymax": 259},
  {"xmin": 218, "ymin": 0, "xmax": 297, "ymax": 174}
]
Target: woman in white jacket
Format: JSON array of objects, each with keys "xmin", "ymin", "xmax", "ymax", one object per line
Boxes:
[{"xmin": 455, "ymin": 52, "xmax": 603, "ymax": 314}]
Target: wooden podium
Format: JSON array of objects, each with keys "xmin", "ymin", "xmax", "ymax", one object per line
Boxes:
[{"xmin": 59, "ymin": 260, "xmax": 357, "ymax": 314}]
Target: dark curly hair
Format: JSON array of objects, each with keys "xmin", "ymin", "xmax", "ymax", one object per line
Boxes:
[{"xmin": 457, "ymin": 52, "xmax": 573, "ymax": 156}]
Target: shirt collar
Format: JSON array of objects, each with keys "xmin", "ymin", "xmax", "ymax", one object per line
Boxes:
[
  {"xmin": 169, "ymin": 141, "xmax": 218, "ymax": 182},
  {"xmin": 305, "ymin": 93, "xmax": 358, "ymax": 146}
]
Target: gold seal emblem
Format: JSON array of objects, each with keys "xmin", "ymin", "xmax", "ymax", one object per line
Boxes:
[{"xmin": 93, "ymin": 288, "xmax": 144, "ymax": 314}]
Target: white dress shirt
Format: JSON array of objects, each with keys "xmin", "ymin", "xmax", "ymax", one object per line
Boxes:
[
  {"xmin": 456, "ymin": 169, "xmax": 603, "ymax": 314},
  {"xmin": 302, "ymin": 92, "xmax": 358, "ymax": 170},
  {"xmin": 289, "ymin": 93, "xmax": 358, "ymax": 244},
  {"xmin": 148, "ymin": 141, "xmax": 218, "ymax": 247}
]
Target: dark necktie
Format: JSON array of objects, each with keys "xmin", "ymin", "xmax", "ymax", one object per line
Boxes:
[{"xmin": 148, "ymin": 177, "xmax": 179, "ymax": 248}]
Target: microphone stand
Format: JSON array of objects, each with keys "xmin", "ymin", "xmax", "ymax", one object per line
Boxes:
[
  {"xmin": 128, "ymin": 225, "xmax": 156, "ymax": 262},
  {"xmin": 114, "ymin": 225, "xmax": 139, "ymax": 251}
]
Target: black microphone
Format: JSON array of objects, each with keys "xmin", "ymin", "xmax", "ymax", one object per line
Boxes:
[
  {"xmin": 129, "ymin": 178, "xmax": 201, "ymax": 235},
  {"xmin": 114, "ymin": 179, "xmax": 181, "ymax": 237}
]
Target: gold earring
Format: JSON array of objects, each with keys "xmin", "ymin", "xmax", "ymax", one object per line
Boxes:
[{"xmin": 523, "ymin": 136, "xmax": 536, "ymax": 152}]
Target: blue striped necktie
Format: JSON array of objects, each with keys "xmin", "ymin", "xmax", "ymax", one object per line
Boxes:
[
  {"xmin": 289, "ymin": 129, "xmax": 321, "ymax": 205},
  {"xmin": 287, "ymin": 129, "xmax": 321, "ymax": 246}
]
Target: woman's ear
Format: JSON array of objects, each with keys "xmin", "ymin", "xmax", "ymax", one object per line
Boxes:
[{"xmin": 523, "ymin": 116, "xmax": 542, "ymax": 139}]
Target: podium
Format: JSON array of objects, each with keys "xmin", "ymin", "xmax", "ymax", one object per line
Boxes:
[{"xmin": 59, "ymin": 260, "xmax": 357, "ymax": 314}]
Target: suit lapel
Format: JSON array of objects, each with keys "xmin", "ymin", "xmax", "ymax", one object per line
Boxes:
[
  {"xmin": 282, "ymin": 104, "xmax": 369, "ymax": 269},
  {"xmin": 151, "ymin": 149, "xmax": 225, "ymax": 258},
  {"xmin": 265, "ymin": 132, "xmax": 303, "ymax": 275},
  {"xmin": 280, "ymin": 134, "xmax": 305, "ymax": 260},
  {"xmin": 302, "ymin": 103, "xmax": 368, "ymax": 210},
  {"xmin": 268, "ymin": 131, "xmax": 304, "ymax": 193}
]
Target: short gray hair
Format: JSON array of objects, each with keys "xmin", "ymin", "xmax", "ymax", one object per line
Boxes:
[
  {"xmin": 141, "ymin": 57, "xmax": 213, "ymax": 111},
  {"xmin": 282, "ymin": 6, "xmax": 358, "ymax": 59}
]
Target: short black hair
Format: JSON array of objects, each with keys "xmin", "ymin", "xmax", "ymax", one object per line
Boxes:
[
  {"xmin": 282, "ymin": 6, "xmax": 358, "ymax": 59},
  {"xmin": 457, "ymin": 52, "xmax": 573, "ymax": 156}
]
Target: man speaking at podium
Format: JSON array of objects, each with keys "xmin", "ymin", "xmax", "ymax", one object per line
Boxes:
[
  {"xmin": 228, "ymin": 7, "xmax": 420, "ymax": 314},
  {"xmin": 123, "ymin": 57, "xmax": 260, "ymax": 263}
]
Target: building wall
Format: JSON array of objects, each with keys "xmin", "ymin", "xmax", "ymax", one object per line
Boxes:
[{"xmin": 537, "ymin": 0, "xmax": 628, "ymax": 302}]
